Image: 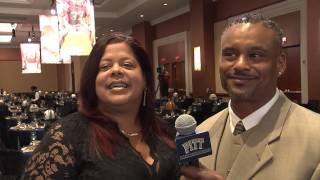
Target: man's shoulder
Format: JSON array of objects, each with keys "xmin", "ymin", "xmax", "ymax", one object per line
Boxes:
[
  {"xmin": 197, "ymin": 109, "xmax": 228, "ymax": 132},
  {"xmin": 289, "ymin": 103, "xmax": 320, "ymax": 124}
]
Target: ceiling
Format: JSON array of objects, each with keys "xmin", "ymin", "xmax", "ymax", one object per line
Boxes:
[{"xmin": 0, "ymin": 0, "xmax": 190, "ymax": 47}]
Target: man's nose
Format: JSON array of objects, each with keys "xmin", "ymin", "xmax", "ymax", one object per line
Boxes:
[{"xmin": 234, "ymin": 55, "xmax": 250, "ymax": 70}]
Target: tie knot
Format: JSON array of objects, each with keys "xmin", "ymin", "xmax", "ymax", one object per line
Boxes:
[{"xmin": 233, "ymin": 121, "xmax": 246, "ymax": 136}]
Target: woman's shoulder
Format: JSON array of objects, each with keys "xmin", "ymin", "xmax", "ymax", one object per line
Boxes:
[
  {"xmin": 24, "ymin": 112, "xmax": 89, "ymax": 179},
  {"xmin": 56, "ymin": 112, "xmax": 89, "ymax": 132},
  {"xmin": 43, "ymin": 112, "xmax": 90, "ymax": 150}
]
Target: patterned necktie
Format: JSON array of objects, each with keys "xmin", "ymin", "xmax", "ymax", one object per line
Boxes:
[{"xmin": 233, "ymin": 121, "xmax": 246, "ymax": 136}]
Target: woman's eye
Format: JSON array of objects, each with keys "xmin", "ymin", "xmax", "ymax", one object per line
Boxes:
[
  {"xmin": 99, "ymin": 64, "xmax": 112, "ymax": 71},
  {"xmin": 123, "ymin": 62, "xmax": 135, "ymax": 69}
]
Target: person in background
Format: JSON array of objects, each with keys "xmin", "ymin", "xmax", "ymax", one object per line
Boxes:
[
  {"xmin": 0, "ymin": 99, "xmax": 9, "ymax": 149},
  {"xmin": 30, "ymin": 85, "xmax": 40, "ymax": 103},
  {"xmin": 23, "ymin": 33, "xmax": 179, "ymax": 179},
  {"xmin": 181, "ymin": 14, "xmax": 320, "ymax": 180}
]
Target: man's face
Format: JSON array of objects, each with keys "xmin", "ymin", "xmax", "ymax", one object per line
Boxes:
[{"xmin": 220, "ymin": 22, "xmax": 286, "ymax": 103}]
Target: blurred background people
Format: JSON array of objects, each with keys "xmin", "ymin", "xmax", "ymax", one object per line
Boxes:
[
  {"xmin": 157, "ymin": 65, "xmax": 170, "ymax": 98},
  {"xmin": 30, "ymin": 85, "xmax": 40, "ymax": 103}
]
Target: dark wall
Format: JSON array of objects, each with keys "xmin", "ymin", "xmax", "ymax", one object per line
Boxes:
[
  {"xmin": 272, "ymin": 11, "xmax": 300, "ymax": 46},
  {"xmin": 158, "ymin": 41, "xmax": 186, "ymax": 90},
  {"xmin": 211, "ymin": 0, "xmax": 285, "ymax": 22},
  {"xmin": 190, "ymin": 0, "xmax": 215, "ymax": 97},
  {"xmin": 307, "ymin": 0, "xmax": 320, "ymax": 100},
  {"xmin": 153, "ymin": 13, "xmax": 190, "ymax": 39},
  {"xmin": 272, "ymin": 11, "xmax": 301, "ymax": 103}
]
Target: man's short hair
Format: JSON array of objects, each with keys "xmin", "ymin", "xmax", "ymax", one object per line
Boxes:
[{"xmin": 223, "ymin": 14, "xmax": 284, "ymax": 48}]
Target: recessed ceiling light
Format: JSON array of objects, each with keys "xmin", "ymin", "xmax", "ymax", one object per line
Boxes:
[
  {"xmin": 51, "ymin": 8, "xmax": 56, "ymax": 15},
  {"xmin": 110, "ymin": 29, "xmax": 114, "ymax": 32},
  {"xmin": 163, "ymin": 3, "xmax": 168, "ymax": 6},
  {"xmin": 140, "ymin": 14, "xmax": 144, "ymax": 18}
]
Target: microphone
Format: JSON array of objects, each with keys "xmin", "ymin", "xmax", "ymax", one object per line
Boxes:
[{"xmin": 175, "ymin": 114, "xmax": 212, "ymax": 167}]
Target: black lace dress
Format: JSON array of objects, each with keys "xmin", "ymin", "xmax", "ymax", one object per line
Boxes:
[{"xmin": 23, "ymin": 112, "xmax": 179, "ymax": 180}]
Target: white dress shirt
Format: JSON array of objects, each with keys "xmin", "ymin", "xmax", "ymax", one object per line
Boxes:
[{"xmin": 229, "ymin": 89, "xmax": 280, "ymax": 134}]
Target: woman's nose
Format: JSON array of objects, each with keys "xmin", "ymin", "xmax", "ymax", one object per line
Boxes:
[{"xmin": 111, "ymin": 64, "xmax": 123, "ymax": 76}]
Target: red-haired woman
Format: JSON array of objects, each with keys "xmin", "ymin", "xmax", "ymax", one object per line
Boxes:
[{"xmin": 24, "ymin": 33, "xmax": 179, "ymax": 179}]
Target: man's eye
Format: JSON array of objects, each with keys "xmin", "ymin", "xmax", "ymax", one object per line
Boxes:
[
  {"xmin": 249, "ymin": 52, "xmax": 264, "ymax": 59},
  {"xmin": 222, "ymin": 52, "xmax": 237, "ymax": 59}
]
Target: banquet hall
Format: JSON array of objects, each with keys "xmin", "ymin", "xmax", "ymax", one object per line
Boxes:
[{"xmin": 0, "ymin": 0, "xmax": 319, "ymax": 179}]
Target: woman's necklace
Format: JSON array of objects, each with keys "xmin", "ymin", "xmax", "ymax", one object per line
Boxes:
[{"xmin": 120, "ymin": 129, "xmax": 141, "ymax": 137}]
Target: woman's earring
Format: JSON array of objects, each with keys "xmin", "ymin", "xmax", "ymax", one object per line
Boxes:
[{"xmin": 143, "ymin": 88, "xmax": 147, "ymax": 107}]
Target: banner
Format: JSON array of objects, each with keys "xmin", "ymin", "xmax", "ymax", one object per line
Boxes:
[
  {"xmin": 56, "ymin": 0, "xmax": 96, "ymax": 63},
  {"xmin": 39, "ymin": 15, "xmax": 60, "ymax": 64},
  {"xmin": 20, "ymin": 43, "xmax": 41, "ymax": 74}
]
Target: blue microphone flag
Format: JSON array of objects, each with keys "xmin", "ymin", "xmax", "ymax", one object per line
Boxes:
[{"xmin": 175, "ymin": 131, "xmax": 212, "ymax": 163}]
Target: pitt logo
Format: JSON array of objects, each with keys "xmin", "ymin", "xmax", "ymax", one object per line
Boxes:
[{"xmin": 182, "ymin": 138, "xmax": 204, "ymax": 154}]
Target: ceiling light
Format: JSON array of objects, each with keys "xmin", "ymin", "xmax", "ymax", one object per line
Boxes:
[
  {"xmin": 140, "ymin": 14, "xmax": 144, "ymax": 18},
  {"xmin": 51, "ymin": 8, "xmax": 56, "ymax": 15},
  {"xmin": 0, "ymin": 35, "xmax": 12, "ymax": 43},
  {"xmin": 0, "ymin": 23, "xmax": 17, "ymax": 33},
  {"xmin": 27, "ymin": 32, "xmax": 32, "ymax": 42},
  {"xmin": 163, "ymin": 3, "xmax": 168, "ymax": 6},
  {"xmin": 50, "ymin": 0, "xmax": 56, "ymax": 15}
]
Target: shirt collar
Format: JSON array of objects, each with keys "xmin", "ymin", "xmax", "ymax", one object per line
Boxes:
[{"xmin": 229, "ymin": 89, "xmax": 280, "ymax": 133}]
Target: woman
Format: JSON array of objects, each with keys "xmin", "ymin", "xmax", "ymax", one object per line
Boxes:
[{"xmin": 24, "ymin": 33, "xmax": 179, "ymax": 179}]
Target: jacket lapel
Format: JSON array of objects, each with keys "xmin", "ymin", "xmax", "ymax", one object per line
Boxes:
[
  {"xmin": 198, "ymin": 109, "xmax": 229, "ymax": 170},
  {"xmin": 227, "ymin": 92, "xmax": 292, "ymax": 179}
]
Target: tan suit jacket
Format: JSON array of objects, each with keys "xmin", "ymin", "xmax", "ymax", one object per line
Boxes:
[{"xmin": 197, "ymin": 93, "xmax": 320, "ymax": 180}]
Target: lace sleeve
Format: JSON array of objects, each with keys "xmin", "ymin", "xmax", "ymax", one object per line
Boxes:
[{"xmin": 23, "ymin": 123, "xmax": 77, "ymax": 179}]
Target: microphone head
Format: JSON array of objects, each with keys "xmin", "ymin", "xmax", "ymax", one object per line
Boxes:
[{"xmin": 175, "ymin": 114, "xmax": 197, "ymax": 136}]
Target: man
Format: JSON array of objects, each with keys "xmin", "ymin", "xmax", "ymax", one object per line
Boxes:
[
  {"xmin": 181, "ymin": 14, "xmax": 320, "ymax": 180},
  {"xmin": 30, "ymin": 85, "xmax": 40, "ymax": 103}
]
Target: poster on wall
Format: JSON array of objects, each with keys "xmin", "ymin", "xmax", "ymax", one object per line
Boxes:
[
  {"xmin": 20, "ymin": 43, "xmax": 41, "ymax": 74},
  {"xmin": 56, "ymin": 0, "xmax": 96, "ymax": 63},
  {"xmin": 39, "ymin": 15, "xmax": 60, "ymax": 64}
]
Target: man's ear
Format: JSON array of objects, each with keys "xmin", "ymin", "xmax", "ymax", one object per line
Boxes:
[{"xmin": 277, "ymin": 50, "xmax": 287, "ymax": 77}]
